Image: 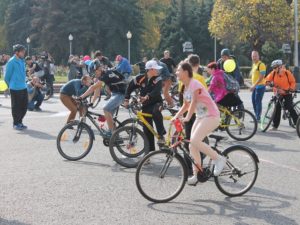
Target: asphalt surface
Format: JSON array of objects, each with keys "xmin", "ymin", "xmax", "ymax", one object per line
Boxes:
[{"xmin": 0, "ymin": 91, "xmax": 299, "ymax": 225}]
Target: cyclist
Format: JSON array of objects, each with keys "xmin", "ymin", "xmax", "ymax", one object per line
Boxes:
[
  {"xmin": 207, "ymin": 62, "xmax": 242, "ymax": 107},
  {"xmin": 115, "ymin": 55, "xmax": 132, "ymax": 82},
  {"xmin": 79, "ymin": 62, "xmax": 126, "ymax": 137},
  {"xmin": 124, "ymin": 60, "xmax": 166, "ymax": 150},
  {"xmin": 265, "ymin": 59, "xmax": 298, "ymax": 131},
  {"xmin": 172, "ymin": 62, "xmax": 226, "ymax": 185},
  {"xmin": 60, "ymin": 75, "xmax": 92, "ymax": 124}
]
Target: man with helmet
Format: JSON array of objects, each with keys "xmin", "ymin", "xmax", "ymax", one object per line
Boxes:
[
  {"xmin": 265, "ymin": 59, "xmax": 298, "ymax": 131},
  {"xmin": 5, "ymin": 44, "xmax": 28, "ymax": 130}
]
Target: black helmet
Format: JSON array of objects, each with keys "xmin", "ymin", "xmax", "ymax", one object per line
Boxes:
[
  {"xmin": 221, "ymin": 48, "xmax": 230, "ymax": 57},
  {"xmin": 13, "ymin": 44, "xmax": 26, "ymax": 53}
]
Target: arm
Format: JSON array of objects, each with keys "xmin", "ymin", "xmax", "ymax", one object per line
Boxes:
[
  {"xmin": 80, "ymin": 81, "xmax": 102, "ymax": 99},
  {"xmin": 125, "ymin": 78, "xmax": 138, "ymax": 100},
  {"xmin": 288, "ymin": 71, "xmax": 296, "ymax": 91},
  {"xmin": 4, "ymin": 61, "xmax": 13, "ymax": 86},
  {"xmin": 184, "ymin": 90, "xmax": 199, "ymax": 121},
  {"xmin": 147, "ymin": 77, "xmax": 162, "ymax": 99}
]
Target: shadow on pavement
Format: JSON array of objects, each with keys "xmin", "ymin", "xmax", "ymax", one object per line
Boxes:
[
  {"xmin": 148, "ymin": 194, "xmax": 298, "ymax": 225},
  {"xmin": 64, "ymin": 160, "xmax": 111, "ymax": 168},
  {"xmin": 17, "ymin": 129, "xmax": 57, "ymax": 140},
  {"xmin": 0, "ymin": 218, "xmax": 30, "ymax": 225}
]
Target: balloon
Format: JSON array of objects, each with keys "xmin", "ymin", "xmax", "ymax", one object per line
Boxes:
[
  {"xmin": 0, "ymin": 80, "xmax": 8, "ymax": 92},
  {"xmin": 223, "ymin": 59, "xmax": 236, "ymax": 73}
]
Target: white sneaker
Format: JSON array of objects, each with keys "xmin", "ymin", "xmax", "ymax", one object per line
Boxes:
[
  {"xmin": 187, "ymin": 175, "xmax": 198, "ymax": 186},
  {"xmin": 268, "ymin": 127, "xmax": 278, "ymax": 131},
  {"xmin": 214, "ymin": 156, "xmax": 227, "ymax": 176}
]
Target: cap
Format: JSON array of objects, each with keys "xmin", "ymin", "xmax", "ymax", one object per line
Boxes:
[
  {"xmin": 145, "ymin": 60, "xmax": 163, "ymax": 70},
  {"xmin": 83, "ymin": 55, "xmax": 91, "ymax": 62},
  {"xmin": 221, "ymin": 48, "xmax": 230, "ymax": 57}
]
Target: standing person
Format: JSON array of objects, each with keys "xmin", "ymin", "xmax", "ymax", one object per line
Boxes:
[
  {"xmin": 27, "ymin": 76, "xmax": 45, "ymax": 111},
  {"xmin": 79, "ymin": 63, "xmax": 126, "ymax": 137},
  {"xmin": 124, "ymin": 60, "xmax": 166, "ymax": 150},
  {"xmin": 60, "ymin": 75, "xmax": 92, "ymax": 124},
  {"xmin": 172, "ymin": 62, "xmax": 226, "ymax": 185},
  {"xmin": 115, "ymin": 55, "xmax": 132, "ymax": 82},
  {"xmin": 265, "ymin": 60, "xmax": 298, "ymax": 131},
  {"xmin": 250, "ymin": 51, "xmax": 266, "ymax": 122},
  {"xmin": 160, "ymin": 50, "xmax": 177, "ymax": 107},
  {"xmin": 67, "ymin": 55, "xmax": 79, "ymax": 81},
  {"xmin": 4, "ymin": 44, "xmax": 28, "ymax": 130},
  {"xmin": 25, "ymin": 56, "xmax": 44, "ymax": 79}
]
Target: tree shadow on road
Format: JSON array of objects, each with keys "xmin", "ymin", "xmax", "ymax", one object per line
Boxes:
[
  {"xmin": 17, "ymin": 129, "xmax": 57, "ymax": 140},
  {"xmin": 0, "ymin": 218, "xmax": 30, "ymax": 225},
  {"xmin": 148, "ymin": 194, "xmax": 298, "ymax": 225}
]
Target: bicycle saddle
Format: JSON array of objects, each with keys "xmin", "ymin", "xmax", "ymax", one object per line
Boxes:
[{"xmin": 209, "ymin": 134, "xmax": 227, "ymax": 142}]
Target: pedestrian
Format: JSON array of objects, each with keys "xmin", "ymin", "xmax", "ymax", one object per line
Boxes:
[
  {"xmin": 250, "ymin": 51, "xmax": 266, "ymax": 122},
  {"xmin": 160, "ymin": 50, "xmax": 176, "ymax": 75},
  {"xmin": 60, "ymin": 75, "xmax": 92, "ymax": 124},
  {"xmin": 4, "ymin": 44, "xmax": 28, "ymax": 130},
  {"xmin": 265, "ymin": 60, "xmax": 298, "ymax": 131},
  {"xmin": 67, "ymin": 55, "xmax": 80, "ymax": 81},
  {"xmin": 27, "ymin": 76, "xmax": 45, "ymax": 111}
]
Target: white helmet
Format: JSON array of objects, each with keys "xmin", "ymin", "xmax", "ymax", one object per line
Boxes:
[{"xmin": 271, "ymin": 59, "xmax": 283, "ymax": 68}]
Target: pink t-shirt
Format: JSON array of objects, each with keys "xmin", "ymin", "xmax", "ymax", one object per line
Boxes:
[{"xmin": 184, "ymin": 78, "xmax": 220, "ymax": 118}]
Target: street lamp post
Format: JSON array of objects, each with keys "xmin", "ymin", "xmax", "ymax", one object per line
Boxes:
[
  {"xmin": 68, "ymin": 34, "xmax": 74, "ymax": 56},
  {"xmin": 294, "ymin": 0, "xmax": 299, "ymax": 67},
  {"xmin": 126, "ymin": 31, "xmax": 132, "ymax": 63},
  {"xmin": 26, "ymin": 37, "xmax": 31, "ymax": 56},
  {"xmin": 214, "ymin": 36, "xmax": 217, "ymax": 62}
]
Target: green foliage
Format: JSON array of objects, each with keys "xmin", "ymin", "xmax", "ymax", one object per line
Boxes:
[{"xmin": 261, "ymin": 41, "xmax": 284, "ymax": 65}]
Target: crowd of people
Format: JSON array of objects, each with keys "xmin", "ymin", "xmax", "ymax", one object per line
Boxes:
[{"xmin": 1, "ymin": 43, "xmax": 299, "ymax": 182}]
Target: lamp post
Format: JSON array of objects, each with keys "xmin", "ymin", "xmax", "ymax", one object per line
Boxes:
[
  {"xmin": 68, "ymin": 34, "xmax": 74, "ymax": 56},
  {"xmin": 294, "ymin": 0, "xmax": 299, "ymax": 67},
  {"xmin": 214, "ymin": 36, "xmax": 217, "ymax": 62},
  {"xmin": 126, "ymin": 31, "xmax": 132, "ymax": 63},
  {"xmin": 26, "ymin": 37, "xmax": 31, "ymax": 56}
]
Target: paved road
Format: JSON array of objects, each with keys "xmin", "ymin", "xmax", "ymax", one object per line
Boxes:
[{"xmin": 0, "ymin": 91, "xmax": 299, "ymax": 225}]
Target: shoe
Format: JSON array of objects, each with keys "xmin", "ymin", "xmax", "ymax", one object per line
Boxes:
[
  {"xmin": 34, "ymin": 107, "xmax": 42, "ymax": 112},
  {"xmin": 104, "ymin": 94, "xmax": 111, "ymax": 101},
  {"xmin": 187, "ymin": 175, "xmax": 198, "ymax": 186},
  {"xmin": 214, "ymin": 155, "xmax": 227, "ymax": 176},
  {"xmin": 13, "ymin": 124, "xmax": 24, "ymax": 130},
  {"xmin": 157, "ymin": 136, "xmax": 165, "ymax": 146},
  {"xmin": 268, "ymin": 127, "xmax": 278, "ymax": 131},
  {"xmin": 44, "ymin": 95, "xmax": 50, "ymax": 101},
  {"xmin": 20, "ymin": 123, "xmax": 28, "ymax": 129}
]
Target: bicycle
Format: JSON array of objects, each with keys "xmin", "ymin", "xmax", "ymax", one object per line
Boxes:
[
  {"xmin": 217, "ymin": 105, "xmax": 257, "ymax": 141},
  {"xmin": 135, "ymin": 119, "xmax": 259, "ymax": 203},
  {"xmin": 260, "ymin": 88, "xmax": 300, "ymax": 132},
  {"xmin": 296, "ymin": 117, "xmax": 300, "ymax": 138},
  {"xmin": 56, "ymin": 98, "xmax": 129, "ymax": 161},
  {"xmin": 108, "ymin": 101, "xmax": 182, "ymax": 168}
]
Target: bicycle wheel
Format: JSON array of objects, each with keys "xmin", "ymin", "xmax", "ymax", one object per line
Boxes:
[
  {"xmin": 260, "ymin": 100, "xmax": 276, "ymax": 132},
  {"xmin": 214, "ymin": 145, "xmax": 259, "ymax": 197},
  {"xmin": 136, "ymin": 149, "xmax": 187, "ymax": 203},
  {"xmin": 109, "ymin": 126, "xmax": 149, "ymax": 168},
  {"xmin": 293, "ymin": 100, "xmax": 300, "ymax": 114},
  {"xmin": 296, "ymin": 117, "xmax": 300, "ymax": 138},
  {"xmin": 225, "ymin": 109, "xmax": 257, "ymax": 141},
  {"xmin": 57, "ymin": 121, "xmax": 94, "ymax": 161}
]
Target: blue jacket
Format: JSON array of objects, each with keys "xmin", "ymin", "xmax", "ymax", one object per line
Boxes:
[
  {"xmin": 116, "ymin": 58, "xmax": 132, "ymax": 74},
  {"xmin": 4, "ymin": 55, "xmax": 27, "ymax": 90}
]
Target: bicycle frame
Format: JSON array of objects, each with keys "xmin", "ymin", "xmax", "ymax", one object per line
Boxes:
[{"xmin": 218, "ymin": 106, "xmax": 242, "ymax": 128}]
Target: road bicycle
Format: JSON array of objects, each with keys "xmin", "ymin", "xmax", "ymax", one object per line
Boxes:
[
  {"xmin": 261, "ymin": 88, "xmax": 300, "ymax": 132},
  {"xmin": 217, "ymin": 105, "xmax": 257, "ymax": 141},
  {"xmin": 135, "ymin": 119, "xmax": 259, "ymax": 203}
]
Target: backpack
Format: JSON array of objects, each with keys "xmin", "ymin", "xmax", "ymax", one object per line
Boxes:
[
  {"xmin": 256, "ymin": 62, "xmax": 271, "ymax": 78},
  {"xmin": 223, "ymin": 73, "xmax": 240, "ymax": 93}
]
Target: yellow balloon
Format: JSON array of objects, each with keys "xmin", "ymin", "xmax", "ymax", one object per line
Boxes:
[
  {"xmin": 0, "ymin": 80, "xmax": 8, "ymax": 92},
  {"xmin": 224, "ymin": 59, "xmax": 236, "ymax": 73}
]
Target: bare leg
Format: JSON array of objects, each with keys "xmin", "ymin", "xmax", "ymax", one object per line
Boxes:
[
  {"xmin": 163, "ymin": 79, "xmax": 173, "ymax": 106},
  {"xmin": 104, "ymin": 110, "xmax": 115, "ymax": 131}
]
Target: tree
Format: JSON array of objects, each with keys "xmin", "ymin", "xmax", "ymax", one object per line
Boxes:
[{"xmin": 209, "ymin": 0, "xmax": 293, "ymax": 52}]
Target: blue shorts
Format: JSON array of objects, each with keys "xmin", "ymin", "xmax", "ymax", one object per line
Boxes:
[{"xmin": 103, "ymin": 92, "xmax": 125, "ymax": 114}]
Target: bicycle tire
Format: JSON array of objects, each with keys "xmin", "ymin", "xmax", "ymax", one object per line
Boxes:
[
  {"xmin": 57, "ymin": 121, "xmax": 94, "ymax": 161},
  {"xmin": 296, "ymin": 117, "xmax": 300, "ymax": 138},
  {"xmin": 109, "ymin": 126, "xmax": 149, "ymax": 168},
  {"xmin": 225, "ymin": 109, "xmax": 257, "ymax": 141},
  {"xmin": 289, "ymin": 100, "xmax": 300, "ymax": 128},
  {"xmin": 260, "ymin": 99, "xmax": 276, "ymax": 132},
  {"xmin": 214, "ymin": 145, "xmax": 259, "ymax": 197},
  {"xmin": 120, "ymin": 118, "xmax": 144, "ymax": 128},
  {"xmin": 136, "ymin": 149, "xmax": 188, "ymax": 203}
]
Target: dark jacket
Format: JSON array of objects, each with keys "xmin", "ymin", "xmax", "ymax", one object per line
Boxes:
[{"xmin": 217, "ymin": 56, "xmax": 241, "ymax": 83}]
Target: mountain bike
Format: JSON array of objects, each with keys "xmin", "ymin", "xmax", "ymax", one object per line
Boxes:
[
  {"xmin": 135, "ymin": 119, "xmax": 259, "ymax": 203},
  {"xmin": 56, "ymin": 98, "xmax": 129, "ymax": 161},
  {"xmin": 218, "ymin": 105, "xmax": 257, "ymax": 141},
  {"xmin": 260, "ymin": 88, "xmax": 300, "ymax": 132}
]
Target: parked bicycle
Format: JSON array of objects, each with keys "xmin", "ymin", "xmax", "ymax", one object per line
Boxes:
[
  {"xmin": 261, "ymin": 88, "xmax": 300, "ymax": 132},
  {"xmin": 135, "ymin": 119, "xmax": 259, "ymax": 203}
]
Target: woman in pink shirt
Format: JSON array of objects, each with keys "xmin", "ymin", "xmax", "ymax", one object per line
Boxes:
[
  {"xmin": 207, "ymin": 62, "xmax": 242, "ymax": 107},
  {"xmin": 172, "ymin": 62, "xmax": 226, "ymax": 186}
]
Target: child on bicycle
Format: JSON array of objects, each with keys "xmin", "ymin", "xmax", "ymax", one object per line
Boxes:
[{"xmin": 172, "ymin": 62, "xmax": 226, "ymax": 186}]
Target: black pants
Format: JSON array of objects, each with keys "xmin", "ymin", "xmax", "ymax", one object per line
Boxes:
[
  {"xmin": 142, "ymin": 102, "xmax": 166, "ymax": 151},
  {"xmin": 217, "ymin": 93, "xmax": 243, "ymax": 107},
  {"xmin": 273, "ymin": 94, "xmax": 298, "ymax": 128},
  {"xmin": 10, "ymin": 89, "xmax": 28, "ymax": 126}
]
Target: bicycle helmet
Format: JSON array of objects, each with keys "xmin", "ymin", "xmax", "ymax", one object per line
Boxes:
[
  {"xmin": 13, "ymin": 44, "xmax": 26, "ymax": 53},
  {"xmin": 271, "ymin": 59, "xmax": 283, "ymax": 68}
]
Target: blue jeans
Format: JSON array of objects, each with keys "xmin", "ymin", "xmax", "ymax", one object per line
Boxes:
[
  {"xmin": 28, "ymin": 92, "xmax": 45, "ymax": 110},
  {"xmin": 252, "ymin": 86, "xmax": 265, "ymax": 121},
  {"xmin": 103, "ymin": 92, "xmax": 125, "ymax": 114}
]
